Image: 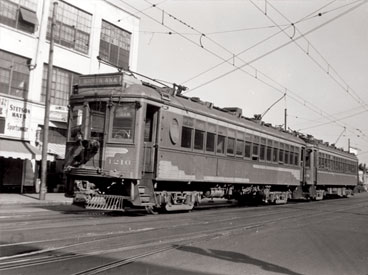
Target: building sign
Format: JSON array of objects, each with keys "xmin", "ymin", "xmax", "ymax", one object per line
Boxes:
[
  {"xmin": 50, "ymin": 105, "xmax": 68, "ymax": 122},
  {"xmin": 0, "ymin": 96, "xmax": 32, "ymax": 139},
  {"xmin": 78, "ymin": 74, "xmax": 123, "ymax": 88},
  {"xmin": 0, "ymin": 97, "xmax": 8, "ymax": 134}
]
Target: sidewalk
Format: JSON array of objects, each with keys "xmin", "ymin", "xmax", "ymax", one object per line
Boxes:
[{"xmin": 0, "ymin": 193, "xmax": 73, "ymax": 206}]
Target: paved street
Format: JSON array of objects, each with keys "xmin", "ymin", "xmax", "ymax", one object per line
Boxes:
[{"xmin": 0, "ymin": 193, "xmax": 367, "ymax": 275}]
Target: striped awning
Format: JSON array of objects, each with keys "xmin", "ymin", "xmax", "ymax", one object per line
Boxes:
[{"xmin": 0, "ymin": 139, "xmax": 41, "ymax": 160}]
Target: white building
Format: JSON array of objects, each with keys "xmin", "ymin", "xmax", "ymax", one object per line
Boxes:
[{"xmin": 0, "ymin": 0, "xmax": 139, "ymax": 192}]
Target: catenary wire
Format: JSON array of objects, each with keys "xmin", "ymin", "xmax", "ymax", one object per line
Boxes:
[
  {"xmin": 262, "ymin": 0, "xmax": 368, "ymax": 110},
  {"xmin": 117, "ymin": 0, "xmax": 368, "ymax": 145}
]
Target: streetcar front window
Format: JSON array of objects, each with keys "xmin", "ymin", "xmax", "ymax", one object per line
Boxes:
[
  {"xmin": 69, "ymin": 105, "xmax": 84, "ymax": 141},
  {"xmin": 110, "ymin": 103, "xmax": 136, "ymax": 142}
]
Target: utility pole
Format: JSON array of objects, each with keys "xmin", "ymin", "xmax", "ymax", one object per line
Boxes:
[{"xmin": 40, "ymin": 1, "xmax": 58, "ymax": 200}]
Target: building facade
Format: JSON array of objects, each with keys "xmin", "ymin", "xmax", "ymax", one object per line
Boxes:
[{"xmin": 0, "ymin": 0, "xmax": 139, "ymax": 193}]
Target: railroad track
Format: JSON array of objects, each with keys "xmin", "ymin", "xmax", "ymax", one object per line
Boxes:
[{"xmin": 1, "ymin": 198, "xmax": 367, "ymax": 273}]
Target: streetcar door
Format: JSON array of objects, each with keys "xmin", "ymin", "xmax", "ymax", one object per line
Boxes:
[
  {"xmin": 301, "ymin": 147, "xmax": 306, "ymax": 184},
  {"xmin": 143, "ymin": 104, "xmax": 159, "ymax": 173}
]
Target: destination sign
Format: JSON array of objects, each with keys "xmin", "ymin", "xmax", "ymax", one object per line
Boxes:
[{"xmin": 78, "ymin": 74, "xmax": 123, "ymax": 87}]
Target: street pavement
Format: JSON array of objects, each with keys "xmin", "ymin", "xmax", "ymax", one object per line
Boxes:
[{"xmin": 1, "ymin": 192, "xmax": 367, "ymax": 275}]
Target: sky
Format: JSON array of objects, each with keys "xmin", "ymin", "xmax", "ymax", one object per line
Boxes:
[{"xmin": 119, "ymin": 0, "xmax": 368, "ymax": 165}]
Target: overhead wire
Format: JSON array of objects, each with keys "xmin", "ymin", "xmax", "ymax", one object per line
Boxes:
[
  {"xmin": 252, "ymin": 0, "xmax": 368, "ymax": 143},
  {"xmin": 187, "ymin": 0, "xmax": 365, "ymax": 92},
  {"xmin": 117, "ymin": 0, "xmax": 368, "ymax": 145},
  {"xmin": 139, "ymin": 24, "xmax": 287, "ymax": 36},
  {"xmin": 183, "ymin": 0, "xmax": 368, "ymax": 144},
  {"xmin": 117, "ymin": 0, "xmax": 168, "ymax": 22},
  {"xmin": 298, "ymin": 108, "xmax": 368, "ymax": 131},
  {"xmin": 262, "ymin": 0, "xmax": 368, "ymax": 111}
]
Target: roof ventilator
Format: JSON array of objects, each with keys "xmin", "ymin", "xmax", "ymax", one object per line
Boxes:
[{"xmin": 223, "ymin": 107, "xmax": 242, "ymax": 117}]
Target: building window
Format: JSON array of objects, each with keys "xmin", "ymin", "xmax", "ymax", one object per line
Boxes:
[
  {"xmin": 0, "ymin": 0, "xmax": 38, "ymax": 33},
  {"xmin": 0, "ymin": 50, "xmax": 29, "ymax": 98},
  {"xmin": 99, "ymin": 20, "xmax": 131, "ymax": 70},
  {"xmin": 41, "ymin": 65, "xmax": 79, "ymax": 106},
  {"xmin": 47, "ymin": 1, "xmax": 92, "ymax": 54}
]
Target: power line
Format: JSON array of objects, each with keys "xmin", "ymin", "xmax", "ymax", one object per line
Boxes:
[
  {"xmin": 260, "ymin": 0, "xmax": 368, "ymax": 111},
  {"xmin": 117, "ymin": 0, "xmax": 368, "ymax": 146},
  {"xmin": 139, "ymin": 24, "xmax": 287, "ymax": 36},
  {"xmin": 298, "ymin": 108, "xmax": 368, "ymax": 131},
  {"xmin": 188, "ymin": 0, "xmax": 365, "ymax": 92},
  {"xmin": 117, "ymin": 0, "xmax": 168, "ymax": 22},
  {"xmin": 252, "ymin": 0, "xmax": 368, "ymax": 143}
]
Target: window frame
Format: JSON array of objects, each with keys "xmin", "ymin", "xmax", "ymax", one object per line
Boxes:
[
  {"xmin": 279, "ymin": 143, "xmax": 284, "ymax": 163},
  {"xmin": 0, "ymin": 0, "xmax": 38, "ymax": 34},
  {"xmin": 227, "ymin": 136, "xmax": 235, "ymax": 156},
  {"xmin": 41, "ymin": 64, "xmax": 79, "ymax": 106},
  {"xmin": 252, "ymin": 135, "xmax": 260, "ymax": 161},
  {"xmin": 47, "ymin": 1, "xmax": 92, "ymax": 54},
  {"xmin": 0, "ymin": 50, "xmax": 30, "ymax": 98},
  {"xmin": 216, "ymin": 134, "xmax": 226, "ymax": 155},
  {"xmin": 259, "ymin": 137, "xmax": 266, "ymax": 161},
  {"xmin": 194, "ymin": 128, "xmax": 205, "ymax": 151},
  {"xmin": 99, "ymin": 20, "xmax": 131, "ymax": 69},
  {"xmin": 108, "ymin": 103, "xmax": 136, "ymax": 144},
  {"xmin": 206, "ymin": 131, "xmax": 216, "ymax": 153},
  {"xmin": 266, "ymin": 140, "xmax": 273, "ymax": 162}
]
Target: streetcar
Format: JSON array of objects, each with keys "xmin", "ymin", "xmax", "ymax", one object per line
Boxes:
[{"xmin": 64, "ymin": 72, "xmax": 358, "ymax": 212}]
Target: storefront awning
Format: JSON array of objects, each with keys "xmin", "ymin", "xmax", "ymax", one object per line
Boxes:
[{"xmin": 0, "ymin": 139, "xmax": 41, "ymax": 161}]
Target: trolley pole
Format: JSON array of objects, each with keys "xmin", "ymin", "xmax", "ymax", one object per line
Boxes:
[
  {"xmin": 40, "ymin": 1, "xmax": 58, "ymax": 200},
  {"xmin": 284, "ymin": 108, "xmax": 287, "ymax": 131}
]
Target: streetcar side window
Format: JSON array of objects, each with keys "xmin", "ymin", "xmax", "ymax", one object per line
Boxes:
[
  {"xmin": 260, "ymin": 138, "xmax": 266, "ymax": 161},
  {"xmin": 206, "ymin": 132, "xmax": 215, "ymax": 152},
  {"xmin": 279, "ymin": 143, "xmax": 284, "ymax": 163},
  {"xmin": 181, "ymin": 126, "xmax": 193, "ymax": 148},
  {"xmin": 217, "ymin": 135, "xmax": 225, "ymax": 154},
  {"xmin": 227, "ymin": 137, "xmax": 235, "ymax": 155},
  {"xmin": 290, "ymin": 146, "xmax": 294, "ymax": 166},
  {"xmin": 244, "ymin": 134, "xmax": 252, "ymax": 159},
  {"xmin": 194, "ymin": 129, "xmax": 205, "ymax": 150},
  {"xmin": 273, "ymin": 141, "xmax": 279, "ymax": 163},
  {"xmin": 110, "ymin": 103, "xmax": 135, "ymax": 142},
  {"xmin": 267, "ymin": 140, "xmax": 273, "ymax": 162},
  {"xmin": 284, "ymin": 144, "xmax": 290, "ymax": 165},
  {"xmin": 252, "ymin": 136, "xmax": 259, "ymax": 161},
  {"xmin": 236, "ymin": 139, "xmax": 244, "ymax": 157},
  {"xmin": 294, "ymin": 147, "xmax": 299, "ymax": 166},
  {"xmin": 206, "ymin": 123, "xmax": 216, "ymax": 153}
]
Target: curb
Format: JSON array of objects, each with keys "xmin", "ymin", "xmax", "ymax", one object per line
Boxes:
[{"xmin": 0, "ymin": 201, "xmax": 73, "ymax": 206}]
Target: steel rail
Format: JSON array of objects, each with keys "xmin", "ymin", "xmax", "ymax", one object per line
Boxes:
[{"xmin": 1, "ymin": 199, "xmax": 367, "ymax": 272}]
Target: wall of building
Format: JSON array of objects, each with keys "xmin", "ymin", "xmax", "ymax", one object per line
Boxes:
[{"xmin": 0, "ymin": 0, "xmax": 140, "ymax": 192}]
